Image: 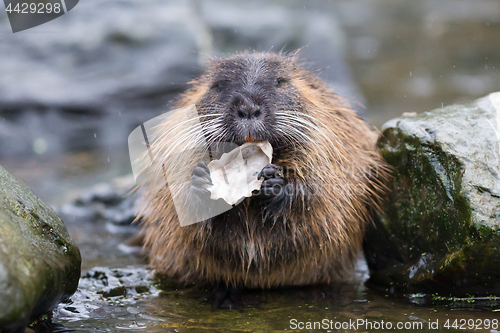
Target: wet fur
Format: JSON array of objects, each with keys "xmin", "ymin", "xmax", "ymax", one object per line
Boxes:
[{"xmin": 137, "ymin": 52, "xmax": 387, "ymax": 288}]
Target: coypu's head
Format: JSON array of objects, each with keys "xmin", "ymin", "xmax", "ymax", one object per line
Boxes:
[{"xmin": 191, "ymin": 53, "xmax": 308, "ymax": 148}]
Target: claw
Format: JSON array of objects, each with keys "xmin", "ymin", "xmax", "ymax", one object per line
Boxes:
[
  {"xmin": 191, "ymin": 161, "xmax": 213, "ymax": 200},
  {"xmin": 258, "ymin": 164, "xmax": 283, "ymax": 180}
]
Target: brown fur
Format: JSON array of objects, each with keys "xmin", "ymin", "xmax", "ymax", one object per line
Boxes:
[{"xmin": 137, "ymin": 52, "xmax": 387, "ymax": 288}]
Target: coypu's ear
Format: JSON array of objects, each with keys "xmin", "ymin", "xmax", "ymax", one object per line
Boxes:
[{"xmin": 275, "ymin": 77, "xmax": 289, "ymax": 87}]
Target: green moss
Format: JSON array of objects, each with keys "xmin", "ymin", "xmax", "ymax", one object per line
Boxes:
[
  {"xmin": 9, "ymin": 197, "xmax": 71, "ymax": 252},
  {"xmin": 378, "ymin": 128, "xmax": 473, "ymax": 261},
  {"xmin": 476, "ymin": 225, "xmax": 499, "ymax": 243},
  {"xmin": 99, "ymin": 286, "xmax": 128, "ymax": 298},
  {"xmin": 135, "ymin": 286, "xmax": 150, "ymax": 294}
]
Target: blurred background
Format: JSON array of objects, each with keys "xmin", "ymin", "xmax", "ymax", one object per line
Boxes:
[
  {"xmin": 0, "ymin": 0, "xmax": 499, "ymax": 205},
  {"xmin": 1, "ymin": 1, "xmax": 500, "ymax": 329}
]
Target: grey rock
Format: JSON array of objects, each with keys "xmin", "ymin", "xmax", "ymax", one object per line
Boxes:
[
  {"xmin": 0, "ymin": 0, "xmax": 360, "ymax": 157},
  {"xmin": 365, "ymin": 92, "xmax": 500, "ymax": 297},
  {"xmin": 0, "ymin": 0, "xmax": 208, "ymax": 156},
  {"xmin": 58, "ymin": 175, "xmax": 140, "ymax": 226},
  {"xmin": 0, "ymin": 164, "xmax": 81, "ymax": 333}
]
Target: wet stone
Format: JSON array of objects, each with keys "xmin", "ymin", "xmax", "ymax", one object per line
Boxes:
[
  {"xmin": 55, "ymin": 266, "xmax": 159, "ymax": 321},
  {"xmin": 0, "ymin": 164, "xmax": 81, "ymax": 333},
  {"xmin": 58, "ymin": 175, "xmax": 141, "ymax": 226},
  {"xmin": 365, "ymin": 92, "xmax": 500, "ymax": 298}
]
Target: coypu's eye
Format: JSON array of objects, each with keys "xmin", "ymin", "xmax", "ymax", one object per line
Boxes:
[
  {"xmin": 212, "ymin": 80, "xmax": 229, "ymax": 93},
  {"xmin": 276, "ymin": 77, "xmax": 288, "ymax": 87},
  {"xmin": 211, "ymin": 83, "xmax": 222, "ymax": 93}
]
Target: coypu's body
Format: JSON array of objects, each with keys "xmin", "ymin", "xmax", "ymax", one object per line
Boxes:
[{"xmin": 138, "ymin": 52, "xmax": 386, "ymax": 290}]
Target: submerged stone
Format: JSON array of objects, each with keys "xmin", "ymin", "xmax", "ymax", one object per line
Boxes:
[
  {"xmin": 0, "ymin": 165, "xmax": 81, "ymax": 333},
  {"xmin": 54, "ymin": 266, "xmax": 158, "ymax": 322},
  {"xmin": 365, "ymin": 92, "xmax": 500, "ymax": 297}
]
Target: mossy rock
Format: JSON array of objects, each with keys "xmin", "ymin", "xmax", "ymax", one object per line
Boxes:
[
  {"xmin": 365, "ymin": 92, "xmax": 500, "ymax": 298},
  {"xmin": 0, "ymin": 165, "xmax": 81, "ymax": 333}
]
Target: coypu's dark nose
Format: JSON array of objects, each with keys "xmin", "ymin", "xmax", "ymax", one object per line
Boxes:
[
  {"xmin": 237, "ymin": 106, "xmax": 261, "ymax": 119},
  {"xmin": 234, "ymin": 94, "xmax": 262, "ymax": 120}
]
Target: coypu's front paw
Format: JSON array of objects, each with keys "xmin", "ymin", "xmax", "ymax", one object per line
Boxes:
[
  {"xmin": 257, "ymin": 164, "xmax": 285, "ymax": 198},
  {"xmin": 190, "ymin": 161, "xmax": 212, "ymax": 199}
]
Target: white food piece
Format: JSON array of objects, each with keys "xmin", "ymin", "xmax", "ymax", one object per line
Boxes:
[{"xmin": 205, "ymin": 141, "xmax": 273, "ymax": 205}]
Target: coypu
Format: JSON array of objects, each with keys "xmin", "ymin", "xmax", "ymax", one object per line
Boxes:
[{"xmin": 137, "ymin": 52, "xmax": 387, "ymax": 307}]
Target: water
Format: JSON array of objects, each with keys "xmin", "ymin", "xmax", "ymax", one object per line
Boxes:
[
  {"xmin": 336, "ymin": 0, "xmax": 500, "ymax": 129},
  {"xmin": 52, "ymin": 257, "xmax": 499, "ymax": 332}
]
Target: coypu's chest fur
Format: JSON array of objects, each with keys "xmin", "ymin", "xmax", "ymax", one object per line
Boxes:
[{"xmin": 138, "ymin": 52, "xmax": 387, "ymax": 289}]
